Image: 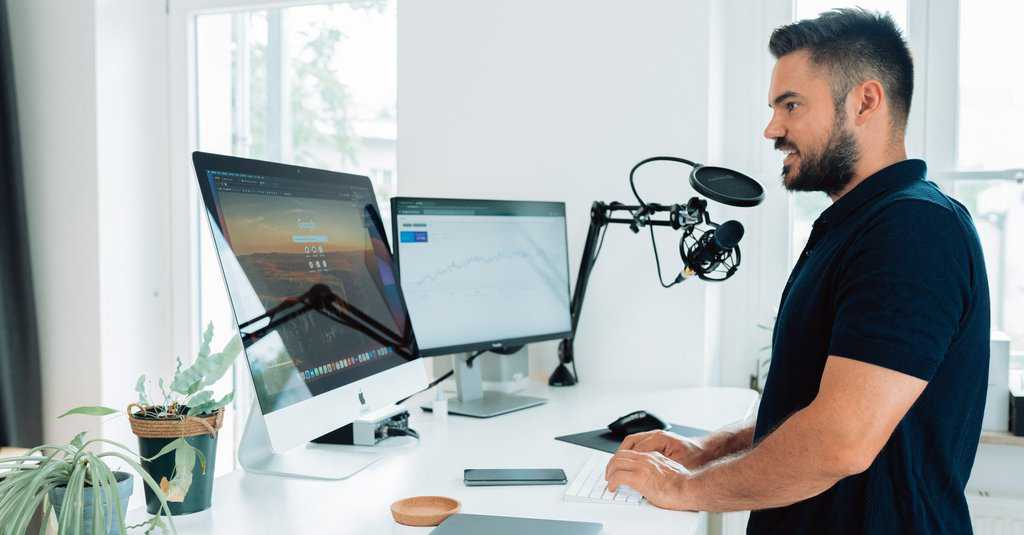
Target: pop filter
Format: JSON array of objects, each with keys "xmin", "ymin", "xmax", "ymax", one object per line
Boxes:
[{"xmin": 689, "ymin": 165, "xmax": 765, "ymax": 207}]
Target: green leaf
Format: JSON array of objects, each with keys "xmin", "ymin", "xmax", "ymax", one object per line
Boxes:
[
  {"xmin": 85, "ymin": 455, "xmax": 105, "ymax": 535},
  {"xmin": 185, "ymin": 391, "xmax": 213, "ymax": 413},
  {"xmin": 164, "ymin": 441, "xmax": 197, "ymax": 502},
  {"xmin": 171, "ymin": 332, "xmax": 241, "ymax": 396},
  {"xmin": 189, "ymin": 390, "xmax": 213, "ymax": 405},
  {"xmin": 206, "ymin": 391, "xmax": 234, "ymax": 413},
  {"xmin": 70, "ymin": 432, "xmax": 86, "ymax": 449},
  {"xmin": 198, "ymin": 322, "xmax": 215, "ymax": 360},
  {"xmin": 200, "ymin": 335, "xmax": 242, "ymax": 388},
  {"xmin": 36, "ymin": 493, "xmax": 53, "ymax": 535},
  {"xmin": 59, "ymin": 455, "xmax": 88, "ymax": 534},
  {"xmin": 169, "ymin": 364, "xmax": 203, "ymax": 397},
  {"xmin": 135, "ymin": 374, "xmax": 149, "ymax": 405},
  {"xmin": 91, "ymin": 459, "xmax": 124, "ymax": 535},
  {"xmin": 58, "ymin": 406, "xmax": 118, "ymax": 418},
  {"xmin": 97, "ymin": 451, "xmax": 178, "ymax": 533},
  {"xmin": 144, "ymin": 437, "xmax": 187, "ymax": 463},
  {"xmin": 190, "ymin": 391, "xmax": 233, "ymax": 416}
]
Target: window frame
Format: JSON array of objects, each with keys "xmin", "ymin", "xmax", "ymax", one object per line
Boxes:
[
  {"xmin": 168, "ymin": 0, "xmax": 399, "ymax": 472},
  {"xmin": 169, "ymin": 0, "xmax": 379, "ymax": 363},
  {"xmin": 781, "ymin": 0, "xmax": 1023, "ymax": 353},
  {"xmin": 914, "ymin": 0, "xmax": 1024, "ymax": 342}
]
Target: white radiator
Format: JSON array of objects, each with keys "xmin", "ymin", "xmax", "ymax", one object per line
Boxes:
[{"xmin": 969, "ymin": 490, "xmax": 1024, "ymax": 535}]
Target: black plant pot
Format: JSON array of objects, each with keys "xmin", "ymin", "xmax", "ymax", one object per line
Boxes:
[{"xmin": 137, "ymin": 433, "xmax": 218, "ymax": 516}]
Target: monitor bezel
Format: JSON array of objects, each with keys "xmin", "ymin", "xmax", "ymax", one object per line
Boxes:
[
  {"xmin": 192, "ymin": 151, "xmax": 427, "ymax": 453},
  {"xmin": 390, "ymin": 196, "xmax": 573, "ymax": 358}
]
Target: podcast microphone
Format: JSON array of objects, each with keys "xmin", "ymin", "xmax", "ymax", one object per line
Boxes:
[
  {"xmin": 550, "ymin": 155, "xmax": 764, "ymax": 386},
  {"xmin": 678, "ymin": 219, "xmax": 744, "ymax": 281}
]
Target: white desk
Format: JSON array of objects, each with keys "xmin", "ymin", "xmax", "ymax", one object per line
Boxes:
[{"xmin": 127, "ymin": 380, "xmax": 758, "ymax": 534}]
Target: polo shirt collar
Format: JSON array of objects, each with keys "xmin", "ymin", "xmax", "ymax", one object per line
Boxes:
[{"xmin": 814, "ymin": 159, "xmax": 927, "ymax": 230}]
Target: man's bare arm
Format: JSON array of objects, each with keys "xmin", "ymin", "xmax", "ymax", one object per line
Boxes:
[
  {"xmin": 606, "ymin": 356, "xmax": 927, "ymax": 511},
  {"xmin": 691, "ymin": 418, "xmax": 755, "ymax": 467}
]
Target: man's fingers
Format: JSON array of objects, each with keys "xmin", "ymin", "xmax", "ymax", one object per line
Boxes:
[
  {"xmin": 631, "ymin": 433, "xmax": 666, "ymax": 453},
  {"xmin": 609, "ymin": 449, "xmax": 647, "ymax": 463},
  {"xmin": 604, "ymin": 453, "xmax": 641, "ymax": 481},
  {"xmin": 619, "ymin": 431, "xmax": 656, "ymax": 451},
  {"xmin": 607, "ymin": 467, "xmax": 644, "ymax": 493}
]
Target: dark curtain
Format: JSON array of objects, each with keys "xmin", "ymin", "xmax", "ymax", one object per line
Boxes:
[{"xmin": 0, "ymin": 0, "xmax": 42, "ymax": 448}]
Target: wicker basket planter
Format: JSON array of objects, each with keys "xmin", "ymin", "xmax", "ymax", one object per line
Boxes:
[{"xmin": 128, "ymin": 404, "xmax": 224, "ymax": 516}]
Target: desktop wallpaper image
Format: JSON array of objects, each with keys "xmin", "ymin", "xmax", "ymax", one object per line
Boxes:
[{"xmin": 212, "ymin": 188, "xmax": 414, "ymax": 414}]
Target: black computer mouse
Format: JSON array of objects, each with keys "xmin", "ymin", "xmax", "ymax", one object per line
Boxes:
[{"xmin": 607, "ymin": 410, "xmax": 669, "ymax": 437}]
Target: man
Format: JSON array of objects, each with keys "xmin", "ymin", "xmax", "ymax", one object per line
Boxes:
[{"xmin": 605, "ymin": 9, "xmax": 990, "ymax": 534}]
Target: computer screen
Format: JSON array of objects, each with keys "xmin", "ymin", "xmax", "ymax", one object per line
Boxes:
[
  {"xmin": 391, "ymin": 197, "xmax": 572, "ymax": 356},
  {"xmin": 195, "ymin": 154, "xmax": 420, "ymax": 417}
]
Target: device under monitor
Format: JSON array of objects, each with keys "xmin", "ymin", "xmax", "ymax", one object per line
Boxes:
[
  {"xmin": 391, "ymin": 197, "xmax": 572, "ymax": 417},
  {"xmin": 192, "ymin": 152, "xmax": 427, "ymax": 480}
]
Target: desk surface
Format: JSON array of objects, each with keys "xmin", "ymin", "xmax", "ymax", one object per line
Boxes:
[{"xmin": 128, "ymin": 380, "xmax": 758, "ymax": 534}]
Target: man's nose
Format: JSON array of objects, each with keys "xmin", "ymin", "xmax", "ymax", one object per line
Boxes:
[{"xmin": 764, "ymin": 115, "xmax": 784, "ymax": 141}]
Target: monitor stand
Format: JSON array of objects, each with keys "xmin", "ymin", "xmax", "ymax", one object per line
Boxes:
[
  {"xmin": 237, "ymin": 400, "xmax": 398, "ymax": 480},
  {"xmin": 422, "ymin": 352, "xmax": 547, "ymax": 418}
]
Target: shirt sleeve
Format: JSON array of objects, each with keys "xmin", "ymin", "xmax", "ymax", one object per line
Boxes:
[{"xmin": 828, "ymin": 200, "xmax": 971, "ymax": 381}]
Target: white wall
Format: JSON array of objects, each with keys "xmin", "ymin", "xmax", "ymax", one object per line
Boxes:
[
  {"xmin": 399, "ymin": 0, "xmax": 727, "ymax": 388},
  {"xmin": 95, "ymin": 0, "xmax": 176, "ymax": 438},
  {"xmin": 9, "ymin": 0, "xmax": 174, "ymax": 443},
  {"xmin": 712, "ymin": 0, "xmax": 795, "ymax": 388},
  {"xmin": 397, "ymin": 0, "xmax": 793, "ymax": 389},
  {"xmin": 9, "ymin": 0, "xmax": 788, "ymax": 445}
]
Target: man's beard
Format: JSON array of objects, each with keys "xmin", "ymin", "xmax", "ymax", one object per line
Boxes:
[{"xmin": 779, "ymin": 116, "xmax": 859, "ymax": 195}]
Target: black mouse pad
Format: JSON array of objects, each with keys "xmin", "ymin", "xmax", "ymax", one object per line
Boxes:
[{"xmin": 555, "ymin": 424, "xmax": 708, "ymax": 454}]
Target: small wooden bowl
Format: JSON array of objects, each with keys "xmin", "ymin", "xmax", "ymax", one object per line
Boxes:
[{"xmin": 390, "ymin": 496, "xmax": 461, "ymax": 527}]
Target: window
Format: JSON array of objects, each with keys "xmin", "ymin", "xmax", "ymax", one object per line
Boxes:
[
  {"xmin": 957, "ymin": 1, "xmax": 1024, "ymax": 171},
  {"xmin": 952, "ymin": 180, "xmax": 1024, "ymax": 363},
  {"xmin": 788, "ymin": 1, "xmax": 908, "ymax": 266},
  {"xmin": 786, "ymin": 1, "xmax": 1024, "ymax": 367},
  {"xmin": 188, "ymin": 0, "xmax": 397, "ymax": 472},
  {"xmin": 949, "ymin": 0, "xmax": 1024, "ymax": 366}
]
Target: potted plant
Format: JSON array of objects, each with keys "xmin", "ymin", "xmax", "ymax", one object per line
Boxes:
[
  {"xmin": 0, "ymin": 424, "xmax": 186, "ymax": 535},
  {"xmin": 127, "ymin": 323, "xmax": 241, "ymax": 516}
]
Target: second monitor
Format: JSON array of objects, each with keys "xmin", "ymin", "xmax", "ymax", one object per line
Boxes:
[{"xmin": 391, "ymin": 197, "xmax": 573, "ymax": 417}]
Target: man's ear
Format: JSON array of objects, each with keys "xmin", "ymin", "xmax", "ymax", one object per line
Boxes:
[{"xmin": 852, "ymin": 80, "xmax": 885, "ymax": 126}]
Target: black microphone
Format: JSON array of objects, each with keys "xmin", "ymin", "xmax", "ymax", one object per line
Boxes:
[{"xmin": 678, "ymin": 220, "xmax": 744, "ymax": 281}]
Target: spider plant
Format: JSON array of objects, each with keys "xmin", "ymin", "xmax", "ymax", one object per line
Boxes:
[{"xmin": 0, "ymin": 429, "xmax": 193, "ymax": 535}]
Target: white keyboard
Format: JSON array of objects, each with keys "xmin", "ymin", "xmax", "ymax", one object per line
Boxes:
[{"xmin": 564, "ymin": 452, "xmax": 646, "ymax": 505}]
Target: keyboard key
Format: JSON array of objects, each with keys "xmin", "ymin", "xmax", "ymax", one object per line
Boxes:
[{"xmin": 564, "ymin": 452, "xmax": 646, "ymax": 506}]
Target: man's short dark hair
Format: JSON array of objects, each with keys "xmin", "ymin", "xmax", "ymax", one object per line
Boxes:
[{"xmin": 769, "ymin": 8, "xmax": 914, "ymax": 135}]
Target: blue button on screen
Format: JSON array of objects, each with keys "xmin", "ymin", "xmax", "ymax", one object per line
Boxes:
[{"xmin": 400, "ymin": 231, "xmax": 428, "ymax": 243}]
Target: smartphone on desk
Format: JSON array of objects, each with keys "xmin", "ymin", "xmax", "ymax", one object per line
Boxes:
[{"xmin": 463, "ymin": 468, "xmax": 568, "ymax": 486}]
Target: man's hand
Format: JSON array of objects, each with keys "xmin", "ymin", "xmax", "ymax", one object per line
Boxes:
[
  {"xmin": 618, "ymin": 430, "xmax": 706, "ymax": 468},
  {"xmin": 604, "ymin": 450, "xmax": 694, "ymax": 510},
  {"xmin": 638, "ymin": 356, "xmax": 930, "ymax": 512}
]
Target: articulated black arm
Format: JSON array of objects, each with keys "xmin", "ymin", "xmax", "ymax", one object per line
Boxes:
[
  {"xmin": 238, "ymin": 283, "xmax": 417, "ymax": 360},
  {"xmin": 548, "ymin": 199, "xmax": 709, "ymax": 386}
]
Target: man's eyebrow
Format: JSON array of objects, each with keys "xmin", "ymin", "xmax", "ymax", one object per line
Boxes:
[{"xmin": 769, "ymin": 91, "xmax": 800, "ymax": 108}]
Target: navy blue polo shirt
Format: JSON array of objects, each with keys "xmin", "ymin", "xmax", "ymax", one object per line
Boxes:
[{"xmin": 747, "ymin": 159, "xmax": 990, "ymax": 534}]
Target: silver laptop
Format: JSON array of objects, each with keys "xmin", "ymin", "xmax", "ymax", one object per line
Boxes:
[{"xmin": 431, "ymin": 514, "xmax": 602, "ymax": 535}]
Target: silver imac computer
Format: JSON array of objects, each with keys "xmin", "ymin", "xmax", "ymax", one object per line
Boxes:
[
  {"xmin": 192, "ymin": 152, "xmax": 427, "ymax": 480},
  {"xmin": 390, "ymin": 197, "xmax": 572, "ymax": 418}
]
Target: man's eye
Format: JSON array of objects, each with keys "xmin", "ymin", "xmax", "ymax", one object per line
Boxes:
[{"xmin": 786, "ymin": 102, "xmax": 800, "ymax": 112}]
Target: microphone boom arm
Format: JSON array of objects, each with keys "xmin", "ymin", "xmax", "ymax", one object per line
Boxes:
[
  {"xmin": 550, "ymin": 198, "xmax": 727, "ymax": 386},
  {"xmin": 549, "ymin": 156, "xmax": 762, "ymax": 387}
]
